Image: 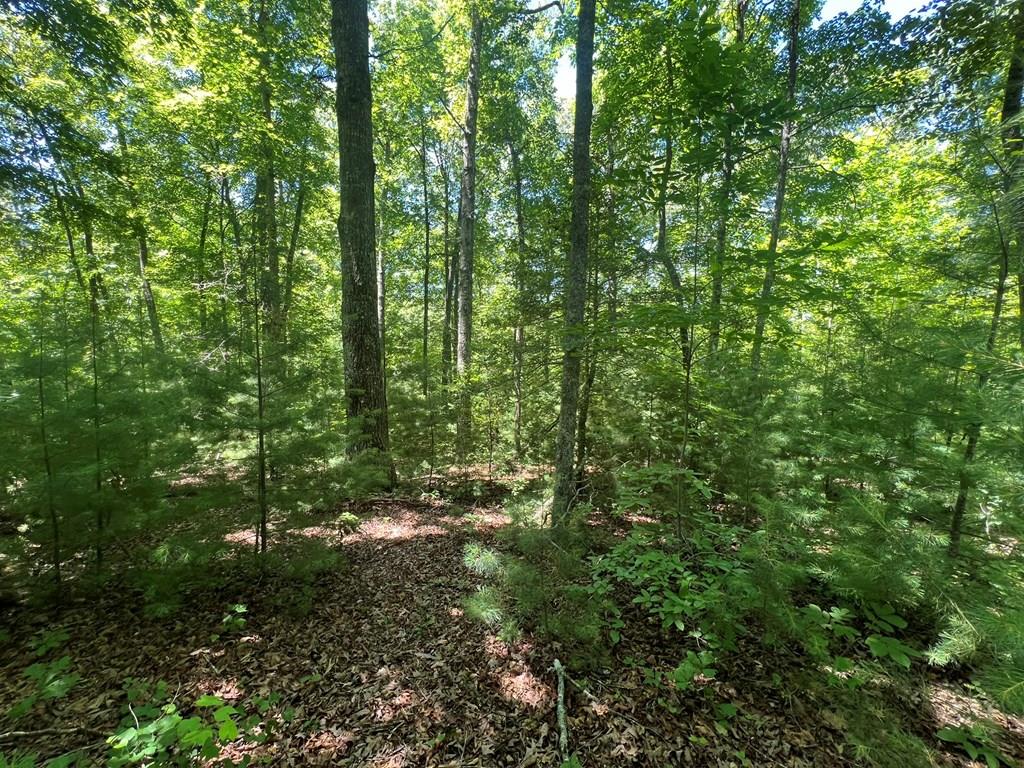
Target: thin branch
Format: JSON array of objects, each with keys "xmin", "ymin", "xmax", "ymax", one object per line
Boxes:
[
  {"xmin": 372, "ymin": 13, "xmax": 456, "ymax": 60},
  {"xmin": 518, "ymin": 0, "xmax": 563, "ymax": 15}
]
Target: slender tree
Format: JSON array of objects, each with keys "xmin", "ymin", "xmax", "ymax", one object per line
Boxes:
[
  {"xmin": 552, "ymin": 0, "xmax": 596, "ymax": 525},
  {"xmin": 750, "ymin": 0, "xmax": 800, "ymax": 373},
  {"xmin": 949, "ymin": 0, "xmax": 1024, "ymax": 556},
  {"xmin": 456, "ymin": 8, "xmax": 483, "ymax": 461}
]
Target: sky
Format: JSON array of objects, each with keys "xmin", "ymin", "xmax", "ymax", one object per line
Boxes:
[{"xmin": 552, "ymin": 0, "xmax": 924, "ymax": 102}]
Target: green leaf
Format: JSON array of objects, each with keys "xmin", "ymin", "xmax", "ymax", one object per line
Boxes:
[{"xmin": 218, "ymin": 719, "xmax": 239, "ymax": 741}]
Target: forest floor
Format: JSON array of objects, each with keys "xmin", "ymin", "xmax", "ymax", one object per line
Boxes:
[{"xmin": 1, "ymin": 473, "xmax": 1022, "ymax": 767}]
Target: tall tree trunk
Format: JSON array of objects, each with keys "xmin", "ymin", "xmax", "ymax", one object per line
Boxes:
[
  {"xmin": 282, "ymin": 179, "xmax": 306, "ymax": 344},
  {"xmin": 255, "ymin": 0, "xmax": 280, "ymax": 343},
  {"xmin": 36, "ymin": 314, "xmax": 61, "ymax": 598},
  {"xmin": 709, "ymin": 0, "xmax": 747, "ymax": 356},
  {"xmin": 575, "ymin": 266, "xmax": 601, "ymax": 489},
  {"xmin": 456, "ymin": 9, "xmax": 483, "ymax": 461},
  {"xmin": 552, "ymin": 0, "xmax": 596, "ymax": 525},
  {"xmin": 253, "ymin": 271, "xmax": 269, "ymax": 555},
  {"xmin": 653, "ymin": 51, "xmax": 690, "ymax": 366},
  {"xmin": 949, "ymin": 6, "xmax": 1024, "ymax": 555},
  {"xmin": 421, "ymin": 120, "xmax": 432, "ymax": 399},
  {"xmin": 439, "ymin": 146, "xmax": 454, "ymax": 388},
  {"xmin": 116, "ymin": 126, "xmax": 164, "ymax": 353},
  {"xmin": 509, "ymin": 138, "xmax": 527, "ymax": 461},
  {"xmin": 197, "ymin": 179, "xmax": 214, "ymax": 337},
  {"xmin": 332, "ymin": 0, "xmax": 392, "ymax": 466},
  {"xmin": 83, "ymin": 213, "xmax": 104, "ymax": 567},
  {"xmin": 1004, "ymin": 0, "xmax": 1024, "ymax": 351},
  {"xmin": 750, "ymin": 0, "xmax": 800, "ymax": 373}
]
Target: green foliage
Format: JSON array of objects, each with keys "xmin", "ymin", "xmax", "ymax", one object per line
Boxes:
[
  {"xmin": 8, "ymin": 631, "xmax": 79, "ymax": 720},
  {"xmin": 108, "ymin": 681, "xmax": 283, "ymax": 766},
  {"xmin": 864, "ymin": 635, "xmax": 917, "ymax": 669},
  {"xmin": 462, "ymin": 542, "xmax": 502, "ymax": 577},
  {"xmin": 936, "ymin": 724, "xmax": 1011, "ymax": 768},
  {"xmin": 463, "ymin": 586, "xmax": 503, "ymax": 626}
]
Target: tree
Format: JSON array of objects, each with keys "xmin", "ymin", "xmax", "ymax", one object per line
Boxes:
[
  {"xmin": 455, "ymin": 7, "xmax": 483, "ymax": 462},
  {"xmin": 332, "ymin": 0, "xmax": 392, "ymax": 470},
  {"xmin": 552, "ymin": 0, "xmax": 596, "ymax": 526}
]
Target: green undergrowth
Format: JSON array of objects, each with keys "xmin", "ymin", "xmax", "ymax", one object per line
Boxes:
[{"xmin": 468, "ymin": 465, "xmax": 1024, "ymax": 766}]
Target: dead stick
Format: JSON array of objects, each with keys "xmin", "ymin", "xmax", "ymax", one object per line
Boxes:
[
  {"xmin": 0, "ymin": 726, "xmax": 107, "ymax": 741},
  {"xmin": 553, "ymin": 658, "xmax": 569, "ymax": 762}
]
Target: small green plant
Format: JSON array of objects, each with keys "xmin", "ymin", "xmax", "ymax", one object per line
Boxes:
[
  {"xmin": 108, "ymin": 682, "xmax": 284, "ymax": 767},
  {"xmin": 32, "ymin": 629, "xmax": 70, "ymax": 657},
  {"xmin": 210, "ymin": 604, "xmax": 247, "ymax": 642},
  {"xmin": 462, "ymin": 543, "xmax": 502, "ymax": 577},
  {"xmin": 865, "ymin": 634, "xmax": 917, "ymax": 669},
  {"xmin": 672, "ymin": 650, "xmax": 717, "ymax": 691},
  {"xmin": 0, "ymin": 752, "xmax": 38, "ymax": 768},
  {"xmin": 936, "ymin": 724, "xmax": 1010, "ymax": 768},
  {"xmin": 8, "ymin": 636, "xmax": 79, "ymax": 720},
  {"xmin": 464, "ymin": 586, "xmax": 503, "ymax": 625}
]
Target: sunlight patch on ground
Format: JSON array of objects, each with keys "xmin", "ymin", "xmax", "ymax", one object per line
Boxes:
[
  {"xmin": 224, "ymin": 527, "xmax": 258, "ymax": 546},
  {"xmin": 292, "ymin": 524, "xmax": 345, "ymax": 542},
  {"xmin": 303, "ymin": 728, "xmax": 355, "ymax": 760},
  {"xmin": 483, "ymin": 633, "xmax": 510, "ymax": 659},
  {"xmin": 498, "ymin": 668, "xmax": 552, "ymax": 709},
  {"xmin": 929, "ymin": 680, "xmax": 1001, "ymax": 729},
  {"xmin": 369, "ymin": 745, "xmax": 411, "ymax": 767},
  {"xmin": 373, "ymin": 687, "xmax": 419, "ymax": 722},
  {"xmin": 194, "ymin": 676, "xmax": 244, "ymax": 701},
  {"xmin": 343, "ymin": 512, "xmax": 449, "ymax": 544}
]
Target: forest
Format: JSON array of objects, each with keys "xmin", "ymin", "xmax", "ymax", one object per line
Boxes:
[{"xmin": 0, "ymin": 0, "xmax": 1023, "ymax": 764}]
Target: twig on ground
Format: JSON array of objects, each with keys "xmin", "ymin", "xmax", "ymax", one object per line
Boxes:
[
  {"xmin": 553, "ymin": 658, "xmax": 569, "ymax": 762},
  {"xmin": 0, "ymin": 726, "xmax": 107, "ymax": 741}
]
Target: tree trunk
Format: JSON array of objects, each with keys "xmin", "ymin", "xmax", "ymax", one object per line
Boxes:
[
  {"xmin": 750, "ymin": 0, "xmax": 800, "ymax": 373},
  {"xmin": 439, "ymin": 146, "xmax": 454, "ymax": 389},
  {"xmin": 421, "ymin": 120, "xmax": 431, "ymax": 398},
  {"xmin": 709, "ymin": 0, "xmax": 747, "ymax": 356},
  {"xmin": 36, "ymin": 315, "xmax": 61, "ymax": 598},
  {"xmin": 256, "ymin": 0, "xmax": 280, "ymax": 343},
  {"xmin": 552, "ymin": 0, "xmax": 596, "ymax": 525},
  {"xmin": 282, "ymin": 179, "xmax": 306, "ymax": 344},
  {"xmin": 575, "ymin": 266, "xmax": 601, "ymax": 489},
  {"xmin": 115, "ymin": 126, "xmax": 164, "ymax": 353},
  {"xmin": 653, "ymin": 50, "xmax": 690, "ymax": 367},
  {"xmin": 1004, "ymin": 1, "xmax": 1024, "ymax": 351},
  {"xmin": 197, "ymin": 180, "xmax": 214, "ymax": 337},
  {"xmin": 509, "ymin": 138, "xmax": 527, "ymax": 461},
  {"xmin": 456, "ymin": 9, "xmax": 483, "ymax": 461},
  {"xmin": 332, "ymin": 0, "xmax": 392, "ymax": 466},
  {"xmin": 949, "ymin": 5, "xmax": 1023, "ymax": 555}
]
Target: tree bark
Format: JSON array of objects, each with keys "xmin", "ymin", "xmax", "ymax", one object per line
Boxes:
[
  {"xmin": 750, "ymin": 0, "xmax": 800, "ymax": 373},
  {"xmin": 456, "ymin": 9, "xmax": 483, "ymax": 461},
  {"xmin": 332, "ymin": 0, "xmax": 392, "ymax": 465},
  {"xmin": 552, "ymin": 0, "xmax": 596, "ymax": 525}
]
